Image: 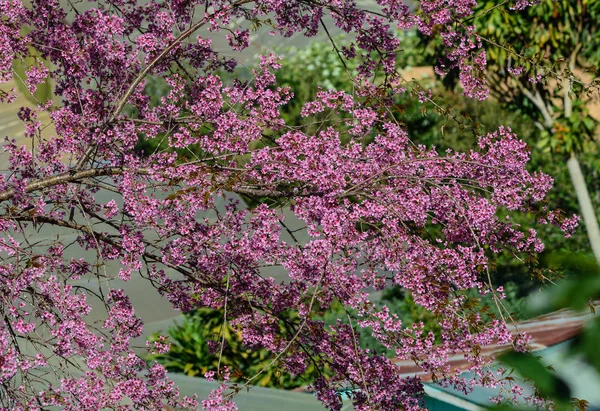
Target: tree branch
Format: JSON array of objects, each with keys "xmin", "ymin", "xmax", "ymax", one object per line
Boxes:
[
  {"xmin": 6, "ymin": 214, "xmax": 207, "ymax": 283},
  {"xmin": 0, "ymin": 167, "xmax": 134, "ymax": 203},
  {"xmin": 0, "ymin": 165, "xmax": 324, "ymax": 203},
  {"xmin": 563, "ymin": 43, "xmax": 583, "ymax": 120},
  {"xmin": 75, "ymin": 0, "xmax": 255, "ymax": 170},
  {"xmin": 519, "ymin": 86, "xmax": 554, "ymax": 129}
]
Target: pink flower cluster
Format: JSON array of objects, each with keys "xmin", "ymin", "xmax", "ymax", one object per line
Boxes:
[{"xmin": 0, "ymin": 0, "xmax": 564, "ymax": 410}]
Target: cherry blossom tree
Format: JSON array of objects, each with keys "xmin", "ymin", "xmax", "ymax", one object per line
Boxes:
[{"xmin": 0, "ymin": 0, "xmax": 581, "ymax": 410}]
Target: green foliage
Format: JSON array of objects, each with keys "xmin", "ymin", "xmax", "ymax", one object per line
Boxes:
[
  {"xmin": 475, "ymin": 0, "xmax": 600, "ymax": 155},
  {"xmin": 500, "ymin": 351, "xmax": 571, "ymax": 403},
  {"xmin": 273, "ymin": 38, "xmax": 357, "ymax": 139},
  {"xmin": 147, "ymin": 308, "xmax": 320, "ymax": 389},
  {"xmin": 497, "ymin": 255, "xmax": 600, "ymax": 410},
  {"xmin": 393, "ymin": 80, "xmax": 536, "ymax": 152},
  {"xmin": 393, "ymin": 82, "xmax": 597, "ymax": 300},
  {"xmin": 537, "ymin": 102, "xmax": 598, "ymax": 155},
  {"xmin": 394, "ymin": 29, "xmax": 435, "ymax": 69},
  {"xmin": 417, "ymin": 0, "xmax": 600, "ymax": 156},
  {"xmin": 378, "ymin": 287, "xmax": 442, "ymax": 333},
  {"xmin": 476, "ymin": 0, "xmax": 600, "ymax": 71},
  {"xmin": 12, "ymin": 55, "xmax": 52, "ymax": 105},
  {"xmin": 529, "ymin": 253, "xmax": 600, "ymax": 315}
]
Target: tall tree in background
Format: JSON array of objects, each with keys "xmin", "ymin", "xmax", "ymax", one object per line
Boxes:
[
  {"xmin": 429, "ymin": 0, "xmax": 600, "ymax": 262},
  {"xmin": 0, "ymin": 0, "xmax": 586, "ymax": 410}
]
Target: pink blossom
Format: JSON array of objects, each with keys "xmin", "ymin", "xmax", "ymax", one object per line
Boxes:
[{"xmin": 0, "ymin": 0, "xmax": 573, "ymax": 409}]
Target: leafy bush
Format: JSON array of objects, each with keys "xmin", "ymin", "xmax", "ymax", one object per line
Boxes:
[{"xmin": 147, "ymin": 308, "xmax": 324, "ymax": 389}]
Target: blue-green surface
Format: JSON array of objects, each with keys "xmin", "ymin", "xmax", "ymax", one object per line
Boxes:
[
  {"xmin": 424, "ymin": 340, "xmax": 600, "ymax": 409},
  {"xmin": 425, "ymin": 396, "xmax": 470, "ymax": 411}
]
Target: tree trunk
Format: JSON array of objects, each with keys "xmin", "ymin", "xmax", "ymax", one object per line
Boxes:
[
  {"xmin": 561, "ymin": 49, "xmax": 600, "ymax": 265},
  {"xmin": 566, "ymin": 153, "xmax": 600, "ymax": 264}
]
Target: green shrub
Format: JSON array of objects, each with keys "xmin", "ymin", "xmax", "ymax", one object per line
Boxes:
[{"xmin": 147, "ymin": 308, "xmax": 323, "ymax": 389}]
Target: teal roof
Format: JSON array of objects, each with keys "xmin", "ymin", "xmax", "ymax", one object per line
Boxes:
[{"xmin": 424, "ymin": 340, "xmax": 600, "ymax": 409}]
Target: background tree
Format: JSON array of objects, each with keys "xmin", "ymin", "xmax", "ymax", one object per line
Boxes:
[{"xmin": 419, "ymin": 0, "xmax": 600, "ymax": 263}]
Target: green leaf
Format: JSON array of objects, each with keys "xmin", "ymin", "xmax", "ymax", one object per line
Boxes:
[
  {"xmin": 499, "ymin": 351, "xmax": 571, "ymax": 401},
  {"xmin": 530, "ymin": 254, "xmax": 600, "ymax": 314}
]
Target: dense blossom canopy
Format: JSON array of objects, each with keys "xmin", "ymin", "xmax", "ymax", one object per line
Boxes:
[{"xmin": 0, "ymin": 0, "xmax": 577, "ymax": 409}]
